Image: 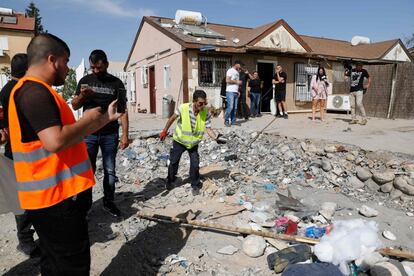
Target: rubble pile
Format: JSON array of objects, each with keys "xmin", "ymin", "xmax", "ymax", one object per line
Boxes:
[{"xmin": 93, "ymin": 130, "xmax": 414, "ymax": 275}]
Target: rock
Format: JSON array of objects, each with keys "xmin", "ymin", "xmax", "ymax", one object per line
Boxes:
[
  {"xmin": 402, "ymin": 163, "xmax": 414, "ymax": 172},
  {"xmin": 359, "ymin": 205, "xmax": 379, "ymax": 217},
  {"xmin": 382, "ymin": 230, "xmax": 397, "ymax": 241},
  {"xmin": 346, "ymin": 154, "xmax": 356, "ymax": 162},
  {"xmin": 319, "ymin": 202, "xmax": 337, "ymax": 220},
  {"xmin": 394, "ymin": 177, "xmax": 414, "ymax": 196},
  {"xmin": 365, "ymin": 178, "xmax": 380, "ymax": 192},
  {"xmin": 371, "ymin": 261, "xmax": 408, "ymax": 276},
  {"xmin": 407, "ymin": 212, "xmax": 414, "ymax": 217},
  {"xmin": 372, "ymin": 171, "xmax": 395, "ymax": 185},
  {"xmin": 390, "ymin": 189, "xmax": 403, "ymax": 200},
  {"xmin": 217, "ymin": 245, "xmax": 239, "ymax": 255},
  {"xmin": 324, "ymin": 145, "xmax": 336, "ymax": 153},
  {"xmin": 402, "ymin": 261, "xmax": 414, "ymax": 276},
  {"xmin": 348, "ymin": 176, "xmax": 365, "ymax": 189},
  {"xmin": 322, "ymin": 160, "xmax": 332, "ymax": 172},
  {"xmin": 242, "ymin": 235, "xmax": 266, "ymax": 258},
  {"xmin": 356, "ymin": 167, "xmax": 372, "ymax": 181},
  {"xmin": 380, "ymin": 182, "xmax": 394, "ymax": 193},
  {"xmin": 400, "ymin": 195, "xmax": 414, "ymax": 203}
]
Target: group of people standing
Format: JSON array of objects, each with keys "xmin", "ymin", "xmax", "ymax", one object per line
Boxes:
[
  {"xmin": 222, "ymin": 60, "xmax": 371, "ymax": 125},
  {"xmin": 223, "ymin": 61, "xmax": 289, "ymax": 126}
]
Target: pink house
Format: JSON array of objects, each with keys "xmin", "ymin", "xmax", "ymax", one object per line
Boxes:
[{"xmin": 124, "ymin": 12, "xmax": 412, "ymax": 116}]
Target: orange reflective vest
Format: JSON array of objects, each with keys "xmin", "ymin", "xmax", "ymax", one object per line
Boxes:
[{"xmin": 8, "ymin": 77, "xmax": 95, "ymax": 210}]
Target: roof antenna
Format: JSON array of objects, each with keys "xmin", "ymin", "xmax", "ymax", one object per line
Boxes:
[{"xmin": 202, "ymin": 15, "xmax": 207, "ymax": 29}]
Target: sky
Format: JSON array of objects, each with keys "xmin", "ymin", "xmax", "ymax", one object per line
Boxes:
[{"xmin": 2, "ymin": 0, "xmax": 414, "ymax": 67}]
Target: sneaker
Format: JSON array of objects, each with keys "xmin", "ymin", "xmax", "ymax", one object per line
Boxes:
[
  {"xmin": 276, "ymin": 113, "xmax": 282, "ymax": 118},
  {"xmin": 103, "ymin": 201, "xmax": 121, "ymax": 217},
  {"xmin": 17, "ymin": 242, "xmax": 41, "ymax": 258},
  {"xmin": 224, "ymin": 122, "xmax": 231, "ymax": 127},
  {"xmin": 349, "ymin": 119, "xmax": 358, "ymax": 124},
  {"xmin": 359, "ymin": 119, "xmax": 367, "ymax": 125},
  {"xmin": 283, "ymin": 113, "xmax": 288, "ymax": 119},
  {"xmin": 165, "ymin": 181, "xmax": 174, "ymax": 191},
  {"xmin": 191, "ymin": 186, "xmax": 201, "ymax": 196}
]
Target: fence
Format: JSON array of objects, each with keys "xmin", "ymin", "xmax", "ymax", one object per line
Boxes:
[{"xmin": 332, "ymin": 63, "xmax": 414, "ymax": 119}]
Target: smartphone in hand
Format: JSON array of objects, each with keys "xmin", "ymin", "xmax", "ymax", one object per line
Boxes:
[{"xmin": 117, "ymin": 88, "xmax": 127, "ymax": 113}]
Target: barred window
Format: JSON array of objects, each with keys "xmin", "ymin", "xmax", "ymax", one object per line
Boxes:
[{"xmin": 198, "ymin": 56, "xmax": 231, "ymax": 87}]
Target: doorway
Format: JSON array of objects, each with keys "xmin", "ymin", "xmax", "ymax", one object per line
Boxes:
[
  {"xmin": 149, "ymin": 66, "xmax": 156, "ymax": 114},
  {"xmin": 257, "ymin": 62, "xmax": 275, "ymax": 112}
]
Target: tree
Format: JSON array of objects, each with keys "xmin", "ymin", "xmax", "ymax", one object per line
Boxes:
[
  {"xmin": 406, "ymin": 33, "xmax": 414, "ymax": 49},
  {"xmin": 0, "ymin": 67, "xmax": 11, "ymax": 80},
  {"xmin": 25, "ymin": 2, "xmax": 46, "ymax": 35},
  {"xmin": 57, "ymin": 69, "xmax": 77, "ymax": 101}
]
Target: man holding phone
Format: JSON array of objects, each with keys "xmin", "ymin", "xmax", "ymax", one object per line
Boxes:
[{"xmin": 72, "ymin": 49, "xmax": 129, "ymax": 217}]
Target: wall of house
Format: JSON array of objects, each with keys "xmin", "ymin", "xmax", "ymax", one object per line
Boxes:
[
  {"xmin": 382, "ymin": 43, "xmax": 411, "ymax": 62},
  {"xmin": 0, "ymin": 30, "xmax": 33, "ymax": 88},
  {"xmin": 125, "ymin": 22, "xmax": 184, "ymax": 115},
  {"xmin": 186, "ymin": 51, "xmax": 348, "ymax": 112},
  {"xmin": 254, "ymin": 26, "xmax": 307, "ymax": 54}
]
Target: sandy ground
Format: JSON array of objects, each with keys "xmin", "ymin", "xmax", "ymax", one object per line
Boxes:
[
  {"xmin": 1, "ymin": 112, "xmax": 413, "ymax": 275},
  {"xmin": 129, "ymin": 112, "xmax": 414, "ymax": 155}
]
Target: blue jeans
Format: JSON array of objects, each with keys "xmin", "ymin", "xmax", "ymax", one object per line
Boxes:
[
  {"xmin": 250, "ymin": 92, "xmax": 261, "ymax": 116},
  {"xmin": 225, "ymin": 91, "xmax": 239, "ymax": 124},
  {"xmin": 85, "ymin": 133, "xmax": 119, "ymax": 203}
]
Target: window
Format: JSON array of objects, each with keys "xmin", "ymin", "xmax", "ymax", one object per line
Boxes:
[
  {"xmin": 198, "ymin": 56, "xmax": 231, "ymax": 87},
  {"xmin": 0, "ymin": 37, "xmax": 9, "ymax": 51},
  {"xmin": 140, "ymin": 65, "xmax": 148, "ymax": 87},
  {"xmin": 294, "ymin": 63, "xmax": 318, "ymax": 102},
  {"xmin": 163, "ymin": 65, "xmax": 171, "ymax": 89}
]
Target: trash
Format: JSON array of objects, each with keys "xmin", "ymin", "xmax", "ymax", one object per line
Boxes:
[
  {"xmin": 314, "ymin": 219, "xmax": 382, "ymax": 275},
  {"xmin": 407, "ymin": 212, "xmax": 414, "ymax": 217},
  {"xmin": 382, "ymin": 230, "xmax": 397, "ymax": 241},
  {"xmin": 217, "ymin": 245, "xmax": 239, "ymax": 255},
  {"xmin": 305, "ymin": 226, "xmax": 326, "ymax": 238},
  {"xmin": 242, "ymin": 235, "xmax": 266, "ymax": 258},
  {"xmin": 285, "ymin": 220, "xmax": 298, "ymax": 236},
  {"xmin": 267, "ymin": 244, "xmax": 312, "ymax": 273},
  {"xmin": 281, "ymin": 262, "xmax": 343, "ymax": 276},
  {"xmin": 354, "ymin": 251, "xmax": 387, "ymax": 271},
  {"xmin": 359, "ymin": 205, "xmax": 379, "ymax": 218},
  {"xmin": 264, "ymin": 183, "xmax": 277, "ymax": 191}
]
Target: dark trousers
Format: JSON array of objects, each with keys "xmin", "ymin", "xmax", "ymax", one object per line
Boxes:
[
  {"xmin": 27, "ymin": 188, "xmax": 92, "ymax": 276},
  {"xmin": 85, "ymin": 133, "xmax": 119, "ymax": 203},
  {"xmin": 168, "ymin": 140, "xmax": 200, "ymax": 187},
  {"xmin": 238, "ymin": 91, "xmax": 249, "ymax": 119},
  {"xmin": 15, "ymin": 213, "xmax": 34, "ymax": 244}
]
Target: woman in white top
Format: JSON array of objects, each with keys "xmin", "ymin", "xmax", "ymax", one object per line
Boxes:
[{"xmin": 311, "ymin": 66, "xmax": 329, "ymax": 121}]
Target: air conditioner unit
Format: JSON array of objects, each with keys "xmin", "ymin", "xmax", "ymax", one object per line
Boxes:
[{"xmin": 327, "ymin": 94, "xmax": 351, "ymax": 111}]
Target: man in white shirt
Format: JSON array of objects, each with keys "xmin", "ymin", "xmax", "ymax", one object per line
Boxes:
[{"xmin": 224, "ymin": 61, "xmax": 242, "ymax": 126}]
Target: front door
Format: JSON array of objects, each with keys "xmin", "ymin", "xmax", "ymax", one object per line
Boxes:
[
  {"xmin": 149, "ymin": 66, "xmax": 156, "ymax": 114},
  {"xmin": 257, "ymin": 62, "xmax": 275, "ymax": 112}
]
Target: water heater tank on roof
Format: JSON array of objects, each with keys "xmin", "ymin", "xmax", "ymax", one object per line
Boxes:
[
  {"xmin": 351, "ymin": 36, "xmax": 371, "ymax": 46},
  {"xmin": 175, "ymin": 10, "xmax": 203, "ymax": 25}
]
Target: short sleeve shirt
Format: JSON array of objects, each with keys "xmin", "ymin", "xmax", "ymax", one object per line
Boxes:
[
  {"xmin": 274, "ymin": 71, "xmax": 287, "ymax": 92},
  {"xmin": 350, "ymin": 69, "xmax": 369, "ymax": 92},
  {"xmin": 175, "ymin": 103, "xmax": 212, "ymax": 130},
  {"xmin": 75, "ymin": 73, "xmax": 126, "ymax": 134},
  {"xmin": 226, "ymin": 68, "xmax": 239, "ymax": 93}
]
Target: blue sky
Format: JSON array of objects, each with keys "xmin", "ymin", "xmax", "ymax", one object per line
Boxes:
[{"xmin": 2, "ymin": 0, "xmax": 414, "ymax": 67}]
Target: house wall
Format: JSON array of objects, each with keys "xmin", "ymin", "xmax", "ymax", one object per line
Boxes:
[
  {"xmin": 254, "ymin": 26, "xmax": 307, "ymax": 53},
  {"xmin": 186, "ymin": 51, "xmax": 346, "ymax": 112},
  {"xmin": 0, "ymin": 30, "xmax": 33, "ymax": 88},
  {"xmin": 382, "ymin": 43, "xmax": 411, "ymax": 62},
  {"xmin": 125, "ymin": 22, "xmax": 184, "ymax": 115}
]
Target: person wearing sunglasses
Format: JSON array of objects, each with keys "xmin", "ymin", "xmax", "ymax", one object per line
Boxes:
[{"xmin": 160, "ymin": 90, "xmax": 224, "ymax": 195}]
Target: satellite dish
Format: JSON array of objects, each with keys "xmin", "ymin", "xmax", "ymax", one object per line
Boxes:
[{"xmin": 332, "ymin": 95, "xmax": 344, "ymax": 108}]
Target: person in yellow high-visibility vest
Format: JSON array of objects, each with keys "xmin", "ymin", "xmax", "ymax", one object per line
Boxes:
[{"xmin": 160, "ymin": 90, "xmax": 224, "ymax": 195}]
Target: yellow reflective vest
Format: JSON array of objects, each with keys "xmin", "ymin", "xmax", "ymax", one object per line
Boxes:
[{"xmin": 173, "ymin": 103, "xmax": 207, "ymax": 149}]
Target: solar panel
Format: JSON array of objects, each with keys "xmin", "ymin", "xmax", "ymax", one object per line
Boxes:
[
  {"xmin": 177, "ymin": 24, "xmax": 225, "ymax": 39},
  {"xmin": 2, "ymin": 16, "xmax": 17, "ymax": 24}
]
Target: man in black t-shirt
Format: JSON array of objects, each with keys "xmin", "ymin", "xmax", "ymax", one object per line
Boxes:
[
  {"xmin": 248, "ymin": 71, "xmax": 262, "ymax": 117},
  {"xmin": 71, "ymin": 49, "xmax": 129, "ymax": 217},
  {"xmin": 0, "ymin": 53, "xmax": 41, "ymax": 258},
  {"xmin": 237, "ymin": 64, "xmax": 253, "ymax": 120},
  {"xmin": 345, "ymin": 62, "xmax": 371, "ymax": 125},
  {"xmin": 272, "ymin": 65, "xmax": 288, "ymax": 118}
]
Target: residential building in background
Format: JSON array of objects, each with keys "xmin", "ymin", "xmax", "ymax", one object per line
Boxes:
[
  {"xmin": 0, "ymin": 7, "xmax": 35, "ymax": 88},
  {"xmin": 124, "ymin": 10, "xmax": 413, "ymax": 116}
]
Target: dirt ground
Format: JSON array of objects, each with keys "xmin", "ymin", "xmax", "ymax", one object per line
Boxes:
[{"xmin": 1, "ymin": 112, "xmax": 413, "ymax": 275}]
